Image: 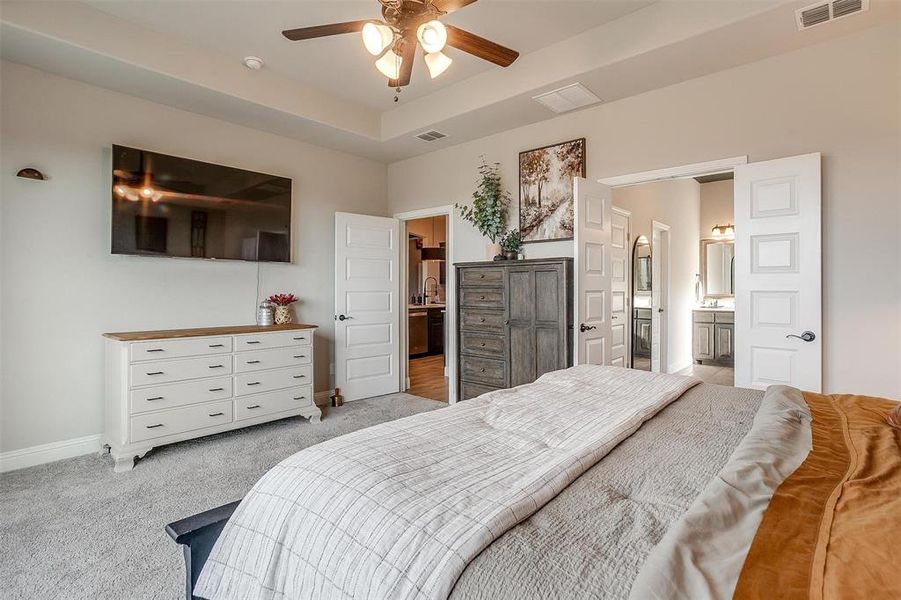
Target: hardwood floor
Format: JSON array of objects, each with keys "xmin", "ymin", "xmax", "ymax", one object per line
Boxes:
[
  {"xmin": 676, "ymin": 363, "xmax": 735, "ymax": 386},
  {"xmin": 408, "ymin": 354, "xmax": 448, "ymax": 402}
]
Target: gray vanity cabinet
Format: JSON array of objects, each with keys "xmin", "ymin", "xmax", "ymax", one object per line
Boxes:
[
  {"xmin": 693, "ymin": 310, "xmax": 734, "ymax": 366},
  {"xmin": 456, "ymin": 258, "xmax": 573, "ymax": 401}
]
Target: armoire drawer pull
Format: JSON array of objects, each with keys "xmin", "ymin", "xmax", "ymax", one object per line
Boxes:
[
  {"xmin": 208, "ymin": 412, "xmax": 224, "ymax": 417},
  {"xmin": 479, "ymin": 274, "xmax": 485, "ymax": 278},
  {"xmin": 246, "ymin": 405, "xmax": 260, "ymax": 410},
  {"xmin": 293, "ymin": 355, "xmax": 305, "ymax": 359},
  {"xmin": 246, "ymin": 340, "xmax": 261, "ymax": 345},
  {"xmin": 247, "ymin": 382, "xmax": 261, "ymax": 386},
  {"xmin": 208, "ymin": 387, "xmax": 224, "ymax": 392},
  {"xmin": 147, "ymin": 348, "xmax": 165, "ymax": 353},
  {"xmin": 146, "ymin": 371, "xmax": 164, "ymax": 376},
  {"xmin": 480, "ymin": 295, "xmax": 485, "ymax": 300},
  {"xmin": 480, "ymin": 368, "xmax": 486, "ymax": 372},
  {"xmin": 294, "ymin": 396, "xmax": 306, "ymax": 401},
  {"xmin": 146, "ymin": 423, "xmax": 164, "ymax": 429},
  {"xmin": 208, "ymin": 364, "xmax": 225, "ymax": 369},
  {"xmin": 480, "ymin": 343, "xmax": 486, "ymax": 347},
  {"xmin": 146, "ymin": 396, "xmax": 164, "ymax": 401},
  {"xmin": 293, "ymin": 375, "xmax": 306, "ymax": 379},
  {"xmin": 246, "ymin": 360, "xmax": 261, "ymax": 364},
  {"xmin": 208, "ymin": 343, "xmax": 225, "ymax": 348},
  {"xmin": 479, "ymin": 318, "xmax": 485, "ymax": 323}
]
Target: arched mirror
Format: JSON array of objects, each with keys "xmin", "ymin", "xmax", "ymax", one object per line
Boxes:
[{"xmin": 631, "ymin": 236, "xmax": 652, "ymax": 371}]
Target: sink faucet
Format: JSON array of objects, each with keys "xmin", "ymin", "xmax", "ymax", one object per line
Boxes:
[{"xmin": 423, "ymin": 276, "xmax": 438, "ymax": 304}]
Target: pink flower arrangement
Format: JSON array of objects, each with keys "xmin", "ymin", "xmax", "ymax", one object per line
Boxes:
[{"xmin": 268, "ymin": 293, "xmax": 299, "ymax": 306}]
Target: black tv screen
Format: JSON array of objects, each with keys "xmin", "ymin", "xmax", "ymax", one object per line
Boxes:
[{"xmin": 111, "ymin": 145, "xmax": 292, "ymax": 262}]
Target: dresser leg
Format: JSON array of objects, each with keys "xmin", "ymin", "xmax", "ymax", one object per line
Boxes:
[
  {"xmin": 113, "ymin": 455, "xmax": 135, "ymax": 473},
  {"xmin": 98, "ymin": 443, "xmax": 110, "ymax": 457}
]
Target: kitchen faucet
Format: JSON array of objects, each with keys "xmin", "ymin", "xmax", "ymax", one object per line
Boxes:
[{"xmin": 423, "ymin": 276, "xmax": 439, "ymax": 304}]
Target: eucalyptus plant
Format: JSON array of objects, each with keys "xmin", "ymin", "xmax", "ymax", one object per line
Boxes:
[
  {"xmin": 499, "ymin": 229, "xmax": 523, "ymax": 253},
  {"xmin": 456, "ymin": 159, "xmax": 510, "ymax": 243}
]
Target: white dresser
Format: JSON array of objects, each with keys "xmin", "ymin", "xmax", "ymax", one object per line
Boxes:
[{"xmin": 103, "ymin": 324, "xmax": 320, "ymax": 472}]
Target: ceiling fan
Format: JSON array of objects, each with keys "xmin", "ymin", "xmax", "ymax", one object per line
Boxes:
[{"xmin": 281, "ymin": 0, "xmax": 519, "ymax": 96}]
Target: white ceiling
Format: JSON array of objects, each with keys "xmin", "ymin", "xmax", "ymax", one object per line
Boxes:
[
  {"xmin": 87, "ymin": 1, "xmax": 653, "ymax": 110},
  {"xmin": 2, "ymin": 0, "xmax": 898, "ymax": 162}
]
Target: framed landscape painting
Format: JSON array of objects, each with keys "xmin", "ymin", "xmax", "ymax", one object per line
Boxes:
[{"xmin": 518, "ymin": 138, "xmax": 585, "ymax": 243}]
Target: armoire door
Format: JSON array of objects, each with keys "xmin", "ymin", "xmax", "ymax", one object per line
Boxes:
[{"xmin": 507, "ymin": 262, "xmax": 566, "ymax": 387}]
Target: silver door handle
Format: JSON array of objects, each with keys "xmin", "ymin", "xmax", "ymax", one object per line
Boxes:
[
  {"xmin": 786, "ymin": 331, "xmax": 816, "ymax": 342},
  {"xmin": 657, "ymin": 308, "xmax": 664, "ymax": 313},
  {"xmin": 580, "ymin": 323, "xmax": 597, "ymax": 333},
  {"xmin": 337, "ymin": 314, "xmax": 353, "ymax": 321}
]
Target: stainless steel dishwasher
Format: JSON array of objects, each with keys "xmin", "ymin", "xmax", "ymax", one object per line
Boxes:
[{"xmin": 409, "ymin": 309, "xmax": 428, "ymax": 356}]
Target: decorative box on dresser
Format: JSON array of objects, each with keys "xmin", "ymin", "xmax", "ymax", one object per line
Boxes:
[
  {"xmin": 456, "ymin": 258, "xmax": 573, "ymax": 402},
  {"xmin": 103, "ymin": 324, "xmax": 320, "ymax": 472}
]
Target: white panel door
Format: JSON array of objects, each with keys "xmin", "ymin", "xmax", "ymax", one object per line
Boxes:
[
  {"xmin": 335, "ymin": 212, "xmax": 400, "ymax": 401},
  {"xmin": 650, "ymin": 223, "xmax": 669, "ymax": 373},
  {"xmin": 735, "ymin": 153, "xmax": 821, "ymax": 392},
  {"xmin": 573, "ymin": 177, "xmax": 613, "ymax": 366},
  {"xmin": 610, "ymin": 208, "xmax": 631, "ymax": 367}
]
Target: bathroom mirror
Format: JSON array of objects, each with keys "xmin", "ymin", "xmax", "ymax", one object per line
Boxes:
[
  {"xmin": 633, "ymin": 236, "xmax": 652, "ymax": 292},
  {"xmin": 701, "ymin": 239, "xmax": 735, "ymax": 297}
]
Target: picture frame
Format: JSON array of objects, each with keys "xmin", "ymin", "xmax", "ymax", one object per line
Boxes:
[{"xmin": 518, "ymin": 137, "xmax": 586, "ymax": 243}]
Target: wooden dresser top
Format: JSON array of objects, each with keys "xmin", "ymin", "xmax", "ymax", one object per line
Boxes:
[{"xmin": 103, "ymin": 323, "xmax": 318, "ymax": 342}]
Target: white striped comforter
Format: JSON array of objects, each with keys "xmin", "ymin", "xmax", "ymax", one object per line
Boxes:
[{"xmin": 195, "ymin": 365, "xmax": 700, "ymax": 600}]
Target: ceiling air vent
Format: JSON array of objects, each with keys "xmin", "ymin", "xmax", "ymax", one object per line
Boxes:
[
  {"xmin": 532, "ymin": 83, "xmax": 601, "ymax": 114},
  {"xmin": 415, "ymin": 130, "xmax": 447, "ymax": 142},
  {"xmin": 796, "ymin": 0, "xmax": 868, "ymax": 30}
]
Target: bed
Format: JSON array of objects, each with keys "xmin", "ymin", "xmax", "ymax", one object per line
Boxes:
[{"xmin": 166, "ymin": 366, "xmax": 899, "ymax": 600}]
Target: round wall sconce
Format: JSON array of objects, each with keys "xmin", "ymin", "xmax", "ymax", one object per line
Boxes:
[{"xmin": 17, "ymin": 168, "xmax": 46, "ymax": 181}]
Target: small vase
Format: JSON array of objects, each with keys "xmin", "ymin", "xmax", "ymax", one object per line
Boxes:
[
  {"xmin": 505, "ymin": 250, "xmax": 518, "ymax": 260},
  {"xmin": 487, "ymin": 242, "xmax": 502, "ymax": 260},
  {"xmin": 274, "ymin": 305, "xmax": 292, "ymax": 325}
]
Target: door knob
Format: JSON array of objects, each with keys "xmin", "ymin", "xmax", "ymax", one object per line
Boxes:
[
  {"xmin": 786, "ymin": 330, "xmax": 816, "ymax": 342},
  {"xmin": 336, "ymin": 314, "xmax": 353, "ymax": 321},
  {"xmin": 580, "ymin": 323, "xmax": 597, "ymax": 333},
  {"xmin": 657, "ymin": 308, "xmax": 664, "ymax": 313}
]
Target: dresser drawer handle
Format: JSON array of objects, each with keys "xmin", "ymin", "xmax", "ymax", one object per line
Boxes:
[
  {"xmin": 293, "ymin": 396, "xmax": 306, "ymax": 400},
  {"xmin": 146, "ymin": 423, "xmax": 164, "ymax": 429},
  {"xmin": 146, "ymin": 348, "xmax": 165, "ymax": 353},
  {"xmin": 246, "ymin": 405, "xmax": 260, "ymax": 410},
  {"xmin": 208, "ymin": 387, "xmax": 224, "ymax": 392},
  {"xmin": 292, "ymin": 337, "xmax": 305, "ymax": 341},
  {"xmin": 247, "ymin": 382, "xmax": 261, "ymax": 386},
  {"xmin": 480, "ymin": 368, "xmax": 486, "ymax": 372},
  {"xmin": 208, "ymin": 365, "xmax": 225, "ymax": 369},
  {"xmin": 479, "ymin": 318, "xmax": 485, "ymax": 323},
  {"xmin": 246, "ymin": 341, "xmax": 261, "ymax": 345},
  {"xmin": 208, "ymin": 412, "xmax": 225, "ymax": 417},
  {"xmin": 480, "ymin": 343, "xmax": 486, "ymax": 347},
  {"xmin": 293, "ymin": 355, "xmax": 305, "ymax": 359},
  {"xmin": 479, "ymin": 274, "xmax": 485, "ymax": 278},
  {"xmin": 146, "ymin": 371, "xmax": 164, "ymax": 376},
  {"xmin": 246, "ymin": 360, "xmax": 261, "ymax": 364},
  {"xmin": 146, "ymin": 396, "xmax": 164, "ymax": 401},
  {"xmin": 209, "ymin": 343, "xmax": 225, "ymax": 348},
  {"xmin": 293, "ymin": 375, "xmax": 306, "ymax": 379},
  {"xmin": 480, "ymin": 295, "xmax": 485, "ymax": 300}
]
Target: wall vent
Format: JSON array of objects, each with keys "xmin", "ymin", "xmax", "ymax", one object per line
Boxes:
[
  {"xmin": 415, "ymin": 130, "xmax": 447, "ymax": 142},
  {"xmin": 532, "ymin": 83, "xmax": 601, "ymax": 114},
  {"xmin": 796, "ymin": 0, "xmax": 868, "ymax": 30}
]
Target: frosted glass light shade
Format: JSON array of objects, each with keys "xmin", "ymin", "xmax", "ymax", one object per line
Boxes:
[
  {"xmin": 375, "ymin": 50, "xmax": 403, "ymax": 79},
  {"xmin": 362, "ymin": 22, "xmax": 393, "ymax": 56},
  {"xmin": 417, "ymin": 20, "xmax": 447, "ymax": 53},
  {"xmin": 424, "ymin": 51, "xmax": 452, "ymax": 78}
]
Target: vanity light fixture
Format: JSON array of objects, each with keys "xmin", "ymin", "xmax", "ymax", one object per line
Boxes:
[{"xmin": 712, "ymin": 224, "xmax": 735, "ymax": 238}]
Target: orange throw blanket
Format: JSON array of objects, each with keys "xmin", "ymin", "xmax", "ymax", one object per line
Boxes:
[{"xmin": 734, "ymin": 393, "xmax": 901, "ymax": 600}]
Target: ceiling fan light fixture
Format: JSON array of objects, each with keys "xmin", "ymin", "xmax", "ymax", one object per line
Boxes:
[
  {"xmin": 362, "ymin": 21, "xmax": 393, "ymax": 56},
  {"xmin": 424, "ymin": 51, "xmax": 452, "ymax": 78},
  {"xmin": 417, "ymin": 20, "xmax": 447, "ymax": 53},
  {"xmin": 375, "ymin": 49, "xmax": 403, "ymax": 79}
]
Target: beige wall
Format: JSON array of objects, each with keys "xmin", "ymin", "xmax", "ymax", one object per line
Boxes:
[
  {"xmin": 613, "ymin": 180, "xmax": 700, "ymax": 372},
  {"xmin": 699, "ymin": 180, "xmax": 734, "ymax": 239},
  {"xmin": 387, "ymin": 23, "xmax": 901, "ymax": 398},
  {"xmin": 0, "ymin": 61, "xmax": 389, "ymax": 453}
]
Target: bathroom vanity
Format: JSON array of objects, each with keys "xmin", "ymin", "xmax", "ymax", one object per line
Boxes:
[{"xmin": 692, "ymin": 308, "xmax": 734, "ymax": 366}]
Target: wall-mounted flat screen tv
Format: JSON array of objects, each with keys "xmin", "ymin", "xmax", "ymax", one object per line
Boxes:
[{"xmin": 111, "ymin": 145, "xmax": 292, "ymax": 262}]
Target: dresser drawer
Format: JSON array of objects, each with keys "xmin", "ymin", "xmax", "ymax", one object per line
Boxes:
[
  {"xmin": 235, "ymin": 365, "xmax": 312, "ymax": 396},
  {"xmin": 460, "ymin": 288, "xmax": 505, "ymax": 308},
  {"xmin": 460, "ymin": 382, "xmax": 501, "ymax": 401},
  {"xmin": 235, "ymin": 347, "xmax": 312, "ymax": 373},
  {"xmin": 460, "ymin": 331, "xmax": 506, "ymax": 357},
  {"xmin": 130, "ymin": 399, "xmax": 233, "ymax": 444},
  {"xmin": 130, "ymin": 377, "xmax": 233, "ymax": 414},
  {"xmin": 130, "ymin": 355, "xmax": 232, "ymax": 387},
  {"xmin": 234, "ymin": 330, "xmax": 312, "ymax": 352},
  {"xmin": 236, "ymin": 386, "xmax": 312, "ymax": 421},
  {"xmin": 461, "ymin": 355, "xmax": 506, "ymax": 387},
  {"xmin": 460, "ymin": 309, "xmax": 505, "ymax": 332},
  {"xmin": 130, "ymin": 337, "xmax": 232, "ymax": 362},
  {"xmin": 459, "ymin": 267, "xmax": 504, "ymax": 287}
]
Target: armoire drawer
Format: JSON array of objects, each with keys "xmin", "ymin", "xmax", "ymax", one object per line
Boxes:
[
  {"xmin": 130, "ymin": 336, "xmax": 232, "ymax": 362},
  {"xmin": 460, "ymin": 331, "xmax": 506, "ymax": 356},
  {"xmin": 130, "ymin": 399, "xmax": 233, "ymax": 444},
  {"xmin": 460, "ymin": 288, "xmax": 505, "ymax": 308},
  {"xmin": 460, "ymin": 309, "xmax": 505, "ymax": 332},
  {"xmin": 235, "ymin": 365, "xmax": 313, "ymax": 396},
  {"xmin": 129, "ymin": 376, "xmax": 233, "ymax": 414},
  {"xmin": 236, "ymin": 386, "xmax": 313, "ymax": 421},
  {"xmin": 461, "ymin": 382, "xmax": 501, "ymax": 401},
  {"xmin": 234, "ymin": 330, "xmax": 312, "ymax": 352},
  {"xmin": 461, "ymin": 355, "xmax": 506, "ymax": 387},
  {"xmin": 235, "ymin": 347, "xmax": 312, "ymax": 373},
  {"xmin": 459, "ymin": 267, "xmax": 504, "ymax": 287},
  {"xmin": 129, "ymin": 355, "xmax": 233, "ymax": 387}
]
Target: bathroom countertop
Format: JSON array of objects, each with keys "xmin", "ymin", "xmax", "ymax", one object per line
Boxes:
[
  {"xmin": 693, "ymin": 306, "xmax": 735, "ymax": 312},
  {"xmin": 408, "ymin": 303, "xmax": 446, "ymax": 310}
]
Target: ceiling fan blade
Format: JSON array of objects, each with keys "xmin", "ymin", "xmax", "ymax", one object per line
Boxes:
[
  {"xmin": 445, "ymin": 25, "xmax": 519, "ymax": 67},
  {"xmin": 388, "ymin": 37, "xmax": 416, "ymax": 88},
  {"xmin": 281, "ymin": 20, "xmax": 368, "ymax": 41},
  {"xmin": 433, "ymin": 0, "xmax": 479, "ymax": 14}
]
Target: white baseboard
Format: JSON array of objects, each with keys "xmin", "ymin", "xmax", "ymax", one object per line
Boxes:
[
  {"xmin": 667, "ymin": 359, "xmax": 694, "ymax": 374},
  {"xmin": 0, "ymin": 434, "xmax": 102, "ymax": 473}
]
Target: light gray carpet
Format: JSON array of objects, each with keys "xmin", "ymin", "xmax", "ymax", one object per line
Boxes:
[{"xmin": 0, "ymin": 393, "xmax": 443, "ymax": 599}]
